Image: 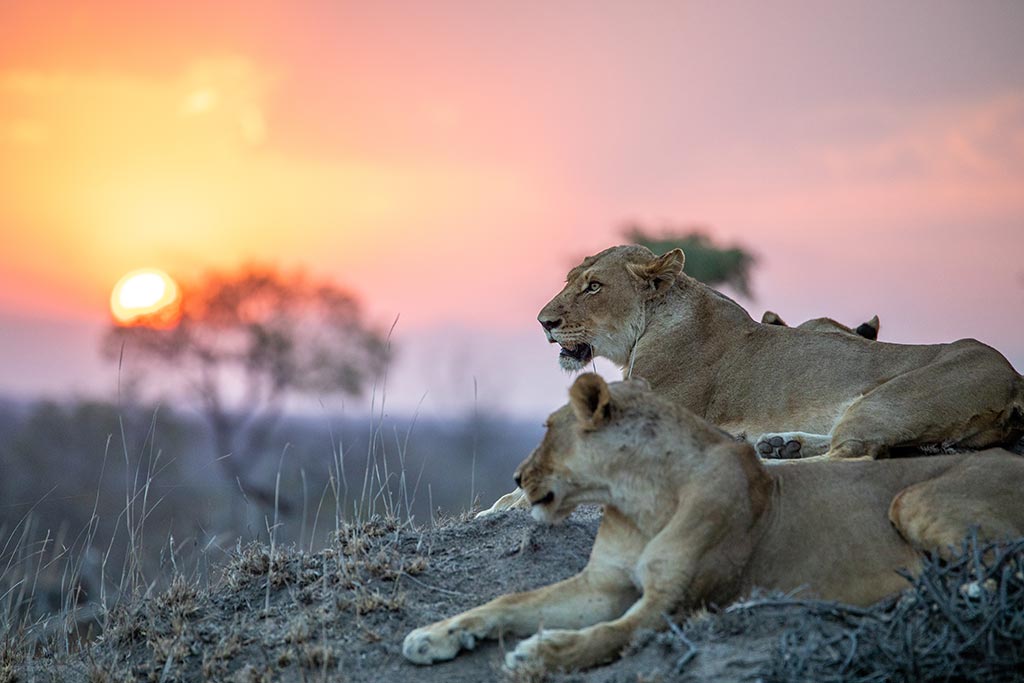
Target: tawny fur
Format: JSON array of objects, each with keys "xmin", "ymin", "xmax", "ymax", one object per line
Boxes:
[
  {"xmin": 479, "ymin": 245, "xmax": 1021, "ymax": 516},
  {"xmin": 407, "ymin": 375, "xmax": 1024, "ymax": 672},
  {"xmin": 539, "ymin": 246, "xmax": 1023, "ymax": 458}
]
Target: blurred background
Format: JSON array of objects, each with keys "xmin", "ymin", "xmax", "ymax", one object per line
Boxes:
[{"xmin": 1, "ymin": 0, "xmax": 1023, "ymax": 630}]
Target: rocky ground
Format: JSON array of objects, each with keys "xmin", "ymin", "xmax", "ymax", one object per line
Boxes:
[{"xmin": 12, "ymin": 507, "xmax": 1024, "ymax": 683}]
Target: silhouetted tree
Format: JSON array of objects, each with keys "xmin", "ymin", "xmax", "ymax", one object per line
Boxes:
[
  {"xmin": 102, "ymin": 266, "xmax": 391, "ymax": 509},
  {"xmin": 625, "ymin": 224, "xmax": 756, "ymax": 297}
]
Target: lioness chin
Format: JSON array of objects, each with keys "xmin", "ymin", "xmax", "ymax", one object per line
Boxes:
[{"xmin": 407, "ymin": 374, "xmax": 1024, "ymax": 672}]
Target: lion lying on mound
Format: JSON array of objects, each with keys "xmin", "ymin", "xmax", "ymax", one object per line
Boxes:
[
  {"xmin": 760, "ymin": 310, "xmax": 880, "ymax": 340},
  {"xmin": 406, "ymin": 375, "xmax": 1024, "ymax": 672},
  {"xmin": 538, "ymin": 245, "xmax": 1023, "ymax": 461},
  {"xmin": 480, "ymin": 245, "xmax": 1021, "ymax": 515}
]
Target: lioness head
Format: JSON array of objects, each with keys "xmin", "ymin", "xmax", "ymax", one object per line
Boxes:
[
  {"xmin": 538, "ymin": 246, "xmax": 685, "ymax": 370},
  {"xmin": 514, "ymin": 374, "xmax": 654, "ymax": 523}
]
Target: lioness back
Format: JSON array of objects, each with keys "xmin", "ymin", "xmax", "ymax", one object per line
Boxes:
[
  {"xmin": 742, "ymin": 457, "xmax": 953, "ymax": 604},
  {"xmin": 699, "ymin": 333, "xmax": 1010, "ymax": 436}
]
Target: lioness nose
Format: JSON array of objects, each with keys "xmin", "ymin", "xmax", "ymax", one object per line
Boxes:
[
  {"xmin": 514, "ymin": 473, "xmax": 522, "ymax": 488},
  {"xmin": 539, "ymin": 316, "xmax": 562, "ymax": 332}
]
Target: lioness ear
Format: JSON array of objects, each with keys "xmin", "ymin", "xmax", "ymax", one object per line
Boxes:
[
  {"xmin": 570, "ymin": 373, "xmax": 612, "ymax": 430},
  {"xmin": 855, "ymin": 315, "xmax": 880, "ymax": 341},
  {"xmin": 628, "ymin": 248, "xmax": 685, "ymax": 293}
]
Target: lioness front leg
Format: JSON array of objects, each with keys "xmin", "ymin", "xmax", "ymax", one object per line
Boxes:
[
  {"xmin": 506, "ymin": 500, "xmax": 741, "ymax": 672},
  {"xmin": 475, "ymin": 488, "xmax": 529, "ymax": 518},
  {"xmin": 504, "ymin": 587, "xmax": 676, "ymax": 672},
  {"xmin": 403, "ymin": 570, "xmax": 637, "ymax": 665}
]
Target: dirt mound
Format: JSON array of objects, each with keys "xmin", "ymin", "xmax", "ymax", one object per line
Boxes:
[
  {"xmin": 19, "ymin": 512, "xmax": 1024, "ymax": 683},
  {"xmin": 32, "ymin": 510, "xmax": 602, "ymax": 683}
]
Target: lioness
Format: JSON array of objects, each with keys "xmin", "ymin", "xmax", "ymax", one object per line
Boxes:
[
  {"xmin": 479, "ymin": 246, "xmax": 1020, "ymax": 516},
  {"xmin": 406, "ymin": 374, "xmax": 1024, "ymax": 672},
  {"xmin": 539, "ymin": 245, "xmax": 1023, "ymax": 461},
  {"xmin": 760, "ymin": 310, "xmax": 880, "ymax": 340}
]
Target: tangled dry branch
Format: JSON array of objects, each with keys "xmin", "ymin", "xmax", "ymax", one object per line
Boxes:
[{"xmin": 764, "ymin": 533, "xmax": 1024, "ymax": 683}]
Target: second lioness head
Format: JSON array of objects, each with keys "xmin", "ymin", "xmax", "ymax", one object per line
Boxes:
[
  {"xmin": 537, "ymin": 246, "xmax": 684, "ymax": 370},
  {"xmin": 513, "ymin": 374, "xmax": 659, "ymax": 524}
]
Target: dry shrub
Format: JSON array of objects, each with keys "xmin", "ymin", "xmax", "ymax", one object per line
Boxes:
[{"xmin": 758, "ymin": 534, "xmax": 1024, "ymax": 683}]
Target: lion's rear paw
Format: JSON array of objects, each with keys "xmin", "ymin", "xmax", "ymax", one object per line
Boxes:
[
  {"xmin": 755, "ymin": 435, "xmax": 803, "ymax": 459},
  {"xmin": 755, "ymin": 432, "xmax": 831, "ymax": 459}
]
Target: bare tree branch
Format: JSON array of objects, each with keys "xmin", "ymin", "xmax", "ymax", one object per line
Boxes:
[{"xmin": 101, "ymin": 265, "xmax": 391, "ymax": 513}]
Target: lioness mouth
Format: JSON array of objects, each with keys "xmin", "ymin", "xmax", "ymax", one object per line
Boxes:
[
  {"xmin": 531, "ymin": 491, "xmax": 555, "ymax": 506},
  {"xmin": 559, "ymin": 343, "xmax": 593, "ymax": 364}
]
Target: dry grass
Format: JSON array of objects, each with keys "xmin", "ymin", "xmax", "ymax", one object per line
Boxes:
[
  {"xmin": 0, "ymin": 358, "xmax": 439, "ymax": 682},
  {"xmin": 65, "ymin": 512, "xmax": 427, "ymax": 682}
]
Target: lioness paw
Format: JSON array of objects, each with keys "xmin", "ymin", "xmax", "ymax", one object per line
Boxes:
[
  {"xmin": 755, "ymin": 435, "xmax": 802, "ymax": 459},
  {"xmin": 505, "ymin": 633, "xmax": 544, "ymax": 671},
  {"xmin": 403, "ymin": 622, "xmax": 478, "ymax": 665},
  {"xmin": 755, "ymin": 432, "xmax": 831, "ymax": 460},
  {"xmin": 504, "ymin": 629, "xmax": 582, "ymax": 672},
  {"xmin": 474, "ymin": 489, "xmax": 530, "ymax": 518}
]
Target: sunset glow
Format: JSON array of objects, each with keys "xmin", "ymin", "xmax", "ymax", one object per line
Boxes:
[
  {"xmin": 0, "ymin": 1, "xmax": 1022, "ymax": 413},
  {"xmin": 110, "ymin": 269, "xmax": 181, "ymax": 327}
]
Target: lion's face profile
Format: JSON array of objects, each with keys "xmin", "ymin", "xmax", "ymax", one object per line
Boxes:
[
  {"xmin": 514, "ymin": 375, "xmax": 660, "ymax": 523},
  {"xmin": 538, "ymin": 246, "xmax": 684, "ymax": 370},
  {"xmin": 512, "ymin": 404, "xmax": 578, "ymax": 524}
]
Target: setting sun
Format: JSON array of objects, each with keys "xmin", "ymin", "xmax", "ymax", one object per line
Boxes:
[{"xmin": 110, "ymin": 268, "xmax": 182, "ymax": 327}]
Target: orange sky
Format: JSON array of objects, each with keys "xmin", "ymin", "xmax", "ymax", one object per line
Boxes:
[{"xmin": 1, "ymin": 1, "xmax": 1023, "ymax": 415}]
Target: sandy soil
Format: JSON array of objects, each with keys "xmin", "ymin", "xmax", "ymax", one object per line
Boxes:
[
  {"xmin": 20, "ymin": 508, "xmax": 785, "ymax": 682},
  {"xmin": 19, "ymin": 504, "xmax": 1024, "ymax": 683}
]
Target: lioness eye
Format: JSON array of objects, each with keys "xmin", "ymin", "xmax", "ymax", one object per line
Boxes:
[{"xmin": 587, "ymin": 282, "xmax": 602, "ymax": 293}]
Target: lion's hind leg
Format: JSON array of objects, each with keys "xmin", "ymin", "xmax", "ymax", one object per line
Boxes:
[
  {"xmin": 888, "ymin": 450, "xmax": 1024, "ymax": 561},
  {"xmin": 829, "ymin": 347, "xmax": 1022, "ymax": 459}
]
